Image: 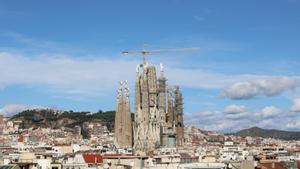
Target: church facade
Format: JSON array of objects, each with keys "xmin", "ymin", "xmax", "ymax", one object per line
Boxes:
[{"xmin": 114, "ymin": 62, "xmax": 184, "ymax": 153}]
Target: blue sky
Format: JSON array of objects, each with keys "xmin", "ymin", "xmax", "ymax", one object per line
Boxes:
[{"xmin": 1, "ymin": 0, "xmax": 300, "ymax": 132}]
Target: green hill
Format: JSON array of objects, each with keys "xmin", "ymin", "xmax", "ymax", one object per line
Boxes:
[{"xmin": 11, "ymin": 109, "xmax": 116, "ymax": 131}]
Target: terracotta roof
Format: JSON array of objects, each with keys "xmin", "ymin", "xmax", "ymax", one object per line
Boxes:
[
  {"xmin": 296, "ymin": 160, "xmax": 300, "ymax": 169},
  {"xmin": 82, "ymin": 154, "xmax": 103, "ymax": 164},
  {"xmin": 258, "ymin": 161, "xmax": 287, "ymax": 169},
  {"xmin": 18, "ymin": 135, "xmax": 24, "ymax": 143},
  {"xmin": 53, "ymin": 144, "xmax": 71, "ymax": 146},
  {"xmin": 103, "ymin": 154, "xmax": 132, "ymax": 157}
]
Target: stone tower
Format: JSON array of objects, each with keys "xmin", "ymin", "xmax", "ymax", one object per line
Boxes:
[
  {"xmin": 174, "ymin": 86, "xmax": 184, "ymax": 147},
  {"xmin": 158, "ymin": 64, "xmax": 168, "ymax": 147},
  {"xmin": 161, "ymin": 87, "xmax": 177, "ymax": 148},
  {"xmin": 166, "ymin": 88, "xmax": 175, "ymax": 127},
  {"xmin": 158, "ymin": 64, "xmax": 167, "ymax": 125},
  {"xmin": 134, "ymin": 63, "xmax": 161, "ymax": 152},
  {"xmin": 114, "ymin": 81, "xmax": 133, "ymax": 147}
]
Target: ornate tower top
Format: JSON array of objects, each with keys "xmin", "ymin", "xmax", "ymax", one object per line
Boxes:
[
  {"xmin": 117, "ymin": 81, "xmax": 123, "ymax": 101},
  {"xmin": 136, "ymin": 65, "xmax": 140, "ymax": 74},
  {"xmin": 160, "ymin": 63, "xmax": 164, "ymax": 74},
  {"xmin": 124, "ymin": 80, "xmax": 130, "ymax": 98}
]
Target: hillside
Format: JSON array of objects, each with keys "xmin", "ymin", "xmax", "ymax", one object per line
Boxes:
[
  {"xmin": 231, "ymin": 127, "xmax": 300, "ymax": 140},
  {"xmin": 11, "ymin": 109, "xmax": 116, "ymax": 131}
]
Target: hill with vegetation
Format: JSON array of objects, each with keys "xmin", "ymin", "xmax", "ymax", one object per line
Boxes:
[
  {"xmin": 230, "ymin": 127, "xmax": 300, "ymax": 140},
  {"xmin": 11, "ymin": 109, "xmax": 116, "ymax": 132}
]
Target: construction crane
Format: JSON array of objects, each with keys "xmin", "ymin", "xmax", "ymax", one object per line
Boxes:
[{"xmin": 122, "ymin": 46, "xmax": 199, "ymax": 64}]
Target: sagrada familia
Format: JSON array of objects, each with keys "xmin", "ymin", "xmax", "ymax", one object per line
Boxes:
[{"xmin": 114, "ymin": 61, "xmax": 184, "ymax": 153}]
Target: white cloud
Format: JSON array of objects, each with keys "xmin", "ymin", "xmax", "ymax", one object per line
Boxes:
[
  {"xmin": 185, "ymin": 105, "xmax": 252, "ymax": 132},
  {"xmin": 185, "ymin": 104, "xmax": 291, "ymax": 132},
  {"xmin": 0, "ymin": 104, "xmax": 44, "ymax": 117},
  {"xmin": 220, "ymin": 77, "xmax": 300, "ymax": 100},
  {"xmin": 290, "ymin": 98, "xmax": 300, "ymax": 112},
  {"xmin": 202, "ymin": 120, "xmax": 237, "ymax": 132},
  {"xmin": 0, "ymin": 52, "xmax": 138, "ymax": 97},
  {"xmin": 224, "ymin": 104, "xmax": 246, "ymax": 114},
  {"xmin": 286, "ymin": 120, "xmax": 300, "ymax": 130},
  {"xmin": 223, "ymin": 104, "xmax": 249, "ymax": 120},
  {"xmin": 257, "ymin": 119, "xmax": 275, "ymax": 128},
  {"xmin": 201, "ymin": 117, "xmax": 254, "ymax": 132},
  {"xmin": 184, "ymin": 111, "xmax": 221, "ymax": 125},
  {"xmin": 1, "ymin": 52, "xmax": 299, "ymax": 100},
  {"xmin": 260, "ymin": 106, "xmax": 281, "ymax": 118}
]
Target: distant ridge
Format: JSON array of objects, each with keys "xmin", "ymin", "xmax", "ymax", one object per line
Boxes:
[
  {"xmin": 11, "ymin": 109, "xmax": 116, "ymax": 132},
  {"xmin": 230, "ymin": 127, "xmax": 300, "ymax": 140}
]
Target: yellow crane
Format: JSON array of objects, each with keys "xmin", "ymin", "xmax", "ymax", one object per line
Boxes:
[{"xmin": 122, "ymin": 46, "xmax": 199, "ymax": 64}]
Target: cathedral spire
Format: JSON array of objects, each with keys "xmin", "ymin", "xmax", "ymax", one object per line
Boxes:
[
  {"xmin": 160, "ymin": 63, "xmax": 164, "ymax": 77},
  {"xmin": 124, "ymin": 80, "xmax": 130, "ymax": 99},
  {"xmin": 117, "ymin": 81, "xmax": 123, "ymax": 101},
  {"xmin": 114, "ymin": 80, "xmax": 132, "ymax": 148}
]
